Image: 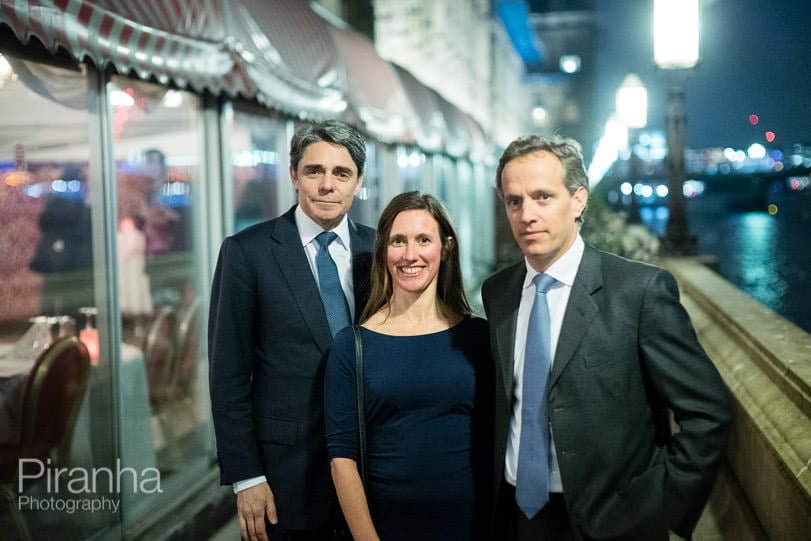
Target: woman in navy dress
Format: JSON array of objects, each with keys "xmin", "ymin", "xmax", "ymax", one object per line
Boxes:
[{"xmin": 325, "ymin": 191, "xmax": 493, "ymax": 541}]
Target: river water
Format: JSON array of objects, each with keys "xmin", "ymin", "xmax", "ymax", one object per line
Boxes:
[{"xmin": 643, "ymin": 183, "xmax": 810, "ymax": 333}]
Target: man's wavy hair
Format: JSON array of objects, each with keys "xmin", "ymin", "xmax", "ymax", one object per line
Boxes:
[
  {"xmin": 289, "ymin": 120, "xmax": 366, "ymax": 177},
  {"xmin": 495, "ymin": 134, "xmax": 590, "ymax": 222}
]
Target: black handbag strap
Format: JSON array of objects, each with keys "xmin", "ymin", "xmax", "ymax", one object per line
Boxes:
[{"xmin": 352, "ymin": 325, "xmax": 368, "ymax": 487}]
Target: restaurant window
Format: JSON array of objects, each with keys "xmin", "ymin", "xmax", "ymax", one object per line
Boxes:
[
  {"xmin": 398, "ymin": 145, "xmax": 425, "ymax": 193},
  {"xmin": 0, "ymin": 52, "xmax": 113, "ymax": 539},
  {"xmin": 229, "ymin": 110, "xmax": 286, "ymax": 232},
  {"xmin": 454, "ymin": 160, "xmax": 475, "ymax": 280},
  {"xmin": 109, "ymin": 76, "xmax": 212, "ymax": 527},
  {"xmin": 349, "ymin": 141, "xmax": 381, "ymax": 228}
]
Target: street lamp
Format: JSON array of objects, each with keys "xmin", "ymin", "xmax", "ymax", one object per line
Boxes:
[
  {"xmin": 654, "ymin": 0, "xmax": 699, "ymax": 255},
  {"xmin": 616, "ymin": 73, "xmax": 648, "ymax": 223},
  {"xmin": 616, "ymin": 73, "xmax": 647, "ymax": 129}
]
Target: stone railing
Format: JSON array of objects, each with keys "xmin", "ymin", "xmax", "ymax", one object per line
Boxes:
[{"xmin": 662, "ymin": 257, "xmax": 811, "ymax": 541}]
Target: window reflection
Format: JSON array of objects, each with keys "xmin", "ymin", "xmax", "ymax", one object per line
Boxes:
[
  {"xmin": 349, "ymin": 141, "xmax": 380, "ymax": 226},
  {"xmin": 109, "ymin": 77, "xmax": 211, "ymax": 524},
  {"xmin": 0, "ymin": 53, "xmax": 111, "ymax": 538},
  {"xmin": 230, "ymin": 110, "xmax": 285, "ymax": 231}
]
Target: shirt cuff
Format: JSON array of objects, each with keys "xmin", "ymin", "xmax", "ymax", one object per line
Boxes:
[{"xmin": 233, "ymin": 475, "xmax": 268, "ymax": 494}]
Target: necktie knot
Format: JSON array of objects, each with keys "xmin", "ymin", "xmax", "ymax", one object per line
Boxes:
[
  {"xmin": 316, "ymin": 231, "xmax": 338, "ymax": 250},
  {"xmin": 533, "ymin": 273, "xmax": 557, "ymax": 295}
]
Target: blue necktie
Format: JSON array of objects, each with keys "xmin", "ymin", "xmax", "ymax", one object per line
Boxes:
[
  {"xmin": 315, "ymin": 231, "xmax": 351, "ymax": 336},
  {"xmin": 516, "ymin": 273, "xmax": 557, "ymax": 519}
]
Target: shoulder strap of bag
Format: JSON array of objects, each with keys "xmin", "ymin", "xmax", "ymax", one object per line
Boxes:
[{"xmin": 352, "ymin": 325, "xmax": 368, "ymax": 487}]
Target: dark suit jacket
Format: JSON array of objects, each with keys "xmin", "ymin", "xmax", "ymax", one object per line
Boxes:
[
  {"xmin": 482, "ymin": 244, "xmax": 732, "ymax": 541},
  {"xmin": 208, "ymin": 206, "xmax": 375, "ymax": 530}
]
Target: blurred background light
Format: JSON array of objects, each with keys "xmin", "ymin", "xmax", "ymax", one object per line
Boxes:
[
  {"xmin": 747, "ymin": 143, "xmax": 766, "ymax": 159},
  {"xmin": 560, "ymin": 55, "xmax": 581, "ymax": 74},
  {"xmin": 653, "ymin": 0, "xmax": 700, "ymax": 69}
]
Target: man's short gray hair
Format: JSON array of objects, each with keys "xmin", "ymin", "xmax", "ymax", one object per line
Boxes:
[{"xmin": 290, "ymin": 120, "xmax": 367, "ymax": 177}]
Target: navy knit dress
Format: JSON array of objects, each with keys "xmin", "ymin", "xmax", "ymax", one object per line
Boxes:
[{"xmin": 325, "ymin": 317, "xmax": 493, "ymax": 541}]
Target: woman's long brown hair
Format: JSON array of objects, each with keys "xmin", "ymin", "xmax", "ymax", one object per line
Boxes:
[{"xmin": 360, "ymin": 191, "xmax": 472, "ymax": 323}]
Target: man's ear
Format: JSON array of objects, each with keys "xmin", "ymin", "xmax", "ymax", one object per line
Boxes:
[
  {"xmin": 442, "ymin": 236, "xmax": 455, "ymax": 260},
  {"xmin": 573, "ymin": 186, "xmax": 588, "ymax": 220}
]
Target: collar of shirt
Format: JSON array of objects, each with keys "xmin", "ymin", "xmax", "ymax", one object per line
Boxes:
[
  {"xmin": 522, "ymin": 234, "xmax": 585, "ymax": 291},
  {"xmin": 294, "ymin": 205, "xmax": 351, "ymax": 250},
  {"xmin": 294, "ymin": 205, "xmax": 356, "ymax": 320}
]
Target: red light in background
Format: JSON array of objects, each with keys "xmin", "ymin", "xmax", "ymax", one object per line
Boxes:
[
  {"xmin": 765, "ymin": 131, "xmax": 776, "ymax": 142},
  {"xmin": 749, "ymin": 114, "xmax": 759, "ymax": 125}
]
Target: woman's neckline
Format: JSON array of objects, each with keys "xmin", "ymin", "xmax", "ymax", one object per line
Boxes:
[{"xmin": 359, "ymin": 317, "xmax": 469, "ymax": 338}]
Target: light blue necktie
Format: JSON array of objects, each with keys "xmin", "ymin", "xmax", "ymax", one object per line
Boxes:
[
  {"xmin": 315, "ymin": 231, "xmax": 351, "ymax": 336},
  {"xmin": 516, "ymin": 272, "xmax": 557, "ymax": 519}
]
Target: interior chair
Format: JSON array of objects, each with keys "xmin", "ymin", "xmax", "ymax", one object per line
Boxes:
[
  {"xmin": 143, "ymin": 306, "xmax": 177, "ymax": 409},
  {"xmin": 172, "ymin": 297, "xmax": 202, "ymax": 401},
  {"xmin": 143, "ymin": 306, "xmax": 181, "ymax": 464},
  {"xmin": 0, "ymin": 337, "xmax": 91, "ymax": 541}
]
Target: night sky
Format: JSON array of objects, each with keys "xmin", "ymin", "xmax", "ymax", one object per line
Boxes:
[{"xmin": 589, "ymin": 0, "xmax": 811, "ymax": 150}]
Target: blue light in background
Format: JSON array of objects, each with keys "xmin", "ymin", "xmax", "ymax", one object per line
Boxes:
[{"xmin": 496, "ymin": 0, "xmax": 546, "ymax": 64}]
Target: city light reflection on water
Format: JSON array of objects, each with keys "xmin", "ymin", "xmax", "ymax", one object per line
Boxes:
[
  {"xmin": 642, "ymin": 197, "xmax": 810, "ymax": 333},
  {"xmin": 689, "ymin": 201, "xmax": 810, "ymax": 333}
]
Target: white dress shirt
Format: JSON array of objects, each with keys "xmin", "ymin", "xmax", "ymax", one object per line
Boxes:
[
  {"xmin": 505, "ymin": 235, "xmax": 585, "ymax": 493},
  {"xmin": 234, "ymin": 208, "xmax": 355, "ymax": 493},
  {"xmin": 295, "ymin": 206, "xmax": 356, "ymax": 321}
]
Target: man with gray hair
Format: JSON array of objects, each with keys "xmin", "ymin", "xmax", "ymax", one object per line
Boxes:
[
  {"xmin": 210, "ymin": 120, "xmax": 375, "ymax": 540},
  {"xmin": 482, "ymin": 134, "xmax": 731, "ymax": 540}
]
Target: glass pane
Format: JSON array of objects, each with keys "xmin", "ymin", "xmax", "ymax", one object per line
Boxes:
[
  {"xmin": 0, "ymin": 53, "xmax": 113, "ymax": 538},
  {"xmin": 230, "ymin": 110, "xmax": 285, "ymax": 231},
  {"xmin": 109, "ymin": 77, "xmax": 212, "ymax": 525},
  {"xmin": 349, "ymin": 141, "xmax": 381, "ymax": 226},
  {"xmin": 455, "ymin": 160, "xmax": 474, "ymax": 280},
  {"xmin": 398, "ymin": 145, "xmax": 425, "ymax": 193}
]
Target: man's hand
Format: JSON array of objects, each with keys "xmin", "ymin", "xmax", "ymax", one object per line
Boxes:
[{"xmin": 236, "ymin": 482, "xmax": 277, "ymax": 541}]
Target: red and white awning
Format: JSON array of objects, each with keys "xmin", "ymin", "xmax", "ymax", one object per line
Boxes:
[{"xmin": 0, "ymin": 0, "xmax": 488, "ymax": 152}]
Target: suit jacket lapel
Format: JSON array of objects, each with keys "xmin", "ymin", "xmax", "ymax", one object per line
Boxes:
[
  {"xmin": 550, "ymin": 246, "xmax": 602, "ymax": 386},
  {"xmin": 271, "ymin": 208, "xmax": 333, "ymax": 354},
  {"xmin": 493, "ymin": 263, "xmax": 526, "ymax": 398}
]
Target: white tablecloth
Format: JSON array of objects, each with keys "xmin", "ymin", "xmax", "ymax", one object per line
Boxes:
[
  {"xmin": 0, "ymin": 340, "xmax": 157, "ymax": 487},
  {"xmin": 0, "ymin": 342, "xmax": 36, "ymax": 445},
  {"xmin": 70, "ymin": 343, "xmax": 157, "ymax": 477}
]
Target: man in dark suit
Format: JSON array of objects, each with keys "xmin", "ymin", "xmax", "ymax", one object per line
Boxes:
[
  {"xmin": 209, "ymin": 120, "xmax": 375, "ymax": 541},
  {"xmin": 482, "ymin": 134, "xmax": 732, "ymax": 541}
]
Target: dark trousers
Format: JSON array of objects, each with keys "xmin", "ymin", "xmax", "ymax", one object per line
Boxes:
[
  {"xmin": 266, "ymin": 509, "xmax": 347, "ymax": 541},
  {"xmin": 493, "ymin": 479, "xmax": 575, "ymax": 541},
  {"xmin": 266, "ymin": 525, "xmax": 335, "ymax": 541}
]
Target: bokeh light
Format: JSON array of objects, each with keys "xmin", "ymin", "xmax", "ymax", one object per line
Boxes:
[
  {"xmin": 747, "ymin": 143, "xmax": 766, "ymax": 159},
  {"xmin": 749, "ymin": 114, "xmax": 759, "ymax": 125},
  {"xmin": 765, "ymin": 131, "xmax": 776, "ymax": 142}
]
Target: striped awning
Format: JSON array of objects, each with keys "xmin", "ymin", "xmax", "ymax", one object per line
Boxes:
[
  {"xmin": 329, "ymin": 23, "xmax": 418, "ymax": 145},
  {"xmin": 0, "ymin": 0, "xmax": 489, "ymax": 151},
  {"xmin": 0, "ymin": 0, "xmax": 255, "ymax": 96},
  {"xmin": 228, "ymin": 0, "xmax": 348, "ymax": 119}
]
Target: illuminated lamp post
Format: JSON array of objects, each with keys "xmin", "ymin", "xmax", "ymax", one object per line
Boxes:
[
  {"xmin": 654, "ymin": 0, "xmax": 699, "ymax": 255},
  {"xmin": 616, "ymin": 73, "xmax": 648, "ymax": 223}
]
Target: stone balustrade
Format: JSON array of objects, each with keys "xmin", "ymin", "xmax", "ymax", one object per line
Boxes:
[{"xmin": 662, "ymin": 257, "xmax": 811, "ymax": 541}]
